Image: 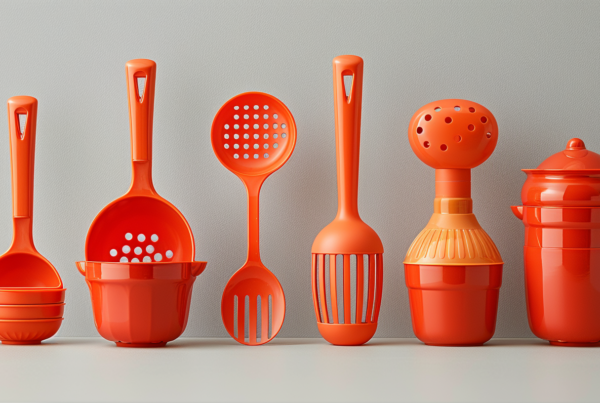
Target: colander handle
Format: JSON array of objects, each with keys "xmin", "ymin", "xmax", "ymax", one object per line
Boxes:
[
  {"xmin": 126, "ymin": 59, "xmax": 156, "ymax": 162},
  {"xmin": 7, "ymin": 96, "xmax": 37, "ymax": 219},
  {"xmin": 333, "ymin": 55, "xmax": 363, "ymax": 218}
]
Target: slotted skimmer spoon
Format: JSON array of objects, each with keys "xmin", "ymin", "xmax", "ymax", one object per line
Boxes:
[
  {"xmin": 0, "ymin": 96, "xmax": 63, "ymax": 288},
  {"xmin": 86, "ymin": 59, "xmax": 194, "ymax": 263},
  {"xmin": 212, "ymin": 92, "xmax": 296, "ymax": 345},
  {"xmin": 311, "ymin": 55, "xmax": 384, "ymax": 346}
]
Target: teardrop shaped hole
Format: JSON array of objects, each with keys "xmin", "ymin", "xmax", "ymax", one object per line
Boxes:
[
  {"xmin": 136, "ymin": 76, "xmax": 146, "ymax": 103},
  {"xmin": 17, "ymin": 113, "xmax": 27, "ymax": 139},
  {"xmin": 343, "ymin": 74, "xmax": 353, "ymax": 102}
]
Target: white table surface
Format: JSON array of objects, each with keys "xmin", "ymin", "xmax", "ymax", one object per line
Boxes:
[{"xmin": 0, "ymin": 337, "xmax": 597, "ymax": 402}]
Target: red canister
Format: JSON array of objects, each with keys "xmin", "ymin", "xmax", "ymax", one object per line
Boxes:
[{"xmin": 512, "ymin": 138, "xmax": 600, "ymax": 346}]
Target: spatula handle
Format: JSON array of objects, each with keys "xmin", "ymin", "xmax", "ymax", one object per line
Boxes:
[
  {"xmin": 333, "ymin": 55, "xmax": 363, "ymax": 218},
  {"xmin": 126, "ymin": 59, "xmax": 156, "ymax": 162},
  {"xmin": 7, "ymin": 96, "xmax": 37, "ymax": 219}
]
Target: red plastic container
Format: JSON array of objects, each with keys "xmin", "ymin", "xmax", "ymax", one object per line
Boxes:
[
  {"xmin": 512, "ymin": 138, "xmax": 600, "ymax": 346},
  {"xmin": 76, "ymin": 261, "xmax": 206, "ymax": 347},
  {"xmin": 404, "ymin": 100, "xmax": 503, "ymax": 346}
]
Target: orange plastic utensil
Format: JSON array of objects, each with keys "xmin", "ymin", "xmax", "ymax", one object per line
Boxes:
[
  {"xmin": 311, "ymin": 56, "xmax": 384, "ymax": 346},
  {"xmin": 0, "ymin": 96, "xmax": 63, "ymax": 289},
  {"xmin": 211, "ymin": 92, "xmax": 296, "ymax": 345},
  {"xmin": 85, "ymin": 59, "xmax": 194, "ymax": 263}
]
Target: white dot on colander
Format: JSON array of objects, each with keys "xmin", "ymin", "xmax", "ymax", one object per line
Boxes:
[
  {"xmin": 131, "ymin": 258, "xmax": 140, "ymax": 263},
  {"xmin": 264, "ymin": 144, "xmax": 269, "ymax": 149},
  {"xmin": 253, "ymin": 105, "xmax": 259, "ymax": 110},
  {"xmin": 253, "ymin": 144, "xmax": 259, "ymax": 149},
  {"xmin": 273, "ymin": 134, "xmax": 278, "ymax": 139},
  {"xmin": 224, "ymin": 134, "xmax": 229, "ymax": 139},
  {"xmin": 253, "ymin": 114, "xmax": 259, "ymax": 119},
  {"xmin": 120, "ymin": 256, "xmax": 128, "ymax": 262},
  {"xmin": 234, "ymin": 124, "xmax": 239, "ymax": 129},
  {"xmin": 273, "ymin": 143, "xmax": 278, "ymax": 148},
  {"xmin": 264, "ymin": 105, "xmax": 269, "ymax": 110},
  {"xmin": 244, "ymin": 144, "xmax": 249, "ymax": 149},
  {"xmin": 273, "ymin": 123, "xmax": 278, "ymax": 129},
  {"xmin": 243, "ymin": 114, "xmax": 249, "ymax": 119},
  {"xmin": 263, "ymin": 134, "xmax": 269, "ymax": 139},
  {"xmin": 234, "ymin": 144, "xmax": 239, "ymax": 149},
  {"xmin": 234, "ymin": 115, "xmax": 239, "ymax": 120},
  {"xmin": 264, "ymin": 153, "xmax": 269, "ymax": 158},
  {"xmin": 166, "ymin": 250, "xmax": 174, "ymax": 258},
  {"xmin": 146, "ymin": 245, "xmax": 155, "ymax": 253},
  {"xmin": 273, "ymin": 114, "xmax": 278, "ymax": 119},
  {"xmin": 234, "ymin": 154, "xmax": 239, "ymax": 159},
  {"xmin": 151, "ymin": 234, "xmax": 158, "ymax": 242},
  {"xmin": 125, "ymin": 233, "xmax": 133, "ymax": 240},
  {"xmin": 234, "ymin": 106, "xmax": 239, "ymax": 110},
  {"xmin": 110, "ymin": 249, "xmax": 117, "ymax": 257},
  {"xmin": 254, "ymin": 134, "xmax": 259, "ymax": 139},
  {"xmin": 244, "ymin": 134, "xmax": 249, "ymax": 139},
  {"xmin": 134, "ymin": 247, "xmax": 142, "ymax": 255},
  {"xmin": 244, "ymin": 105, "xmax": 249, "ymax": 110},
  {"xmin": 281, "ymin": 123, "xmax": 286, "ymax": 128},
  {"xmin": 122, "ymin": 245, "xmax": 131, "ymax": 254},
  {"xmin": 154, "ymin": 253, "xmax": 163, "ymax": 261},
  {"xmin": 254, "ymin": 154, "xmax": 259, "ymax": 159},
  {"xmin": 244, "ymin": 154, "xmax": 249, "ymax": 159},
  {"xmin": 138, "ymin": 234, "xmax": 145, "ymax": 242},
  {"xmin": 224, "ymin": 124, "xmax": 229, "ymax": 129},
  {"xmin": 282, "ymin": 133, "xmax": 287, "ymax": 138},
  {"xmin": 234, "ymin": 134, "xmax": 239, "ymax": 139},
  {"xmin": 243, "ymin": 124, "xmax": 249, "ymax": 129},
  {"xmin": 224, "ymin": 144, "xmax": 229, "ymax": 149},
  {"xmin": 143, "ymin": 256, "xmax": 152, "ymax": 262},
  {"xmin": 263, "ymin": 124, "xmax": 269, "ymax": 129},
  {"xmin": 253, "ymin": 124, "xmax": 259, "ymax": 129},
  {"xmin": 263, "ymin": 114, "xmax": 269, "ymax": 119}
]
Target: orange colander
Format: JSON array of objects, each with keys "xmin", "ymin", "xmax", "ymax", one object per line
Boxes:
[
  {"xmin": 311, "ymin": 56, "xmax": 384, "ymax": 346},
  {"xmin": 85, "ymin": 59, "xmax": 194, "ymax": 263},
  {"xmin": 212, "ymin": 92, "xmax": 296, "ymax": 345}
]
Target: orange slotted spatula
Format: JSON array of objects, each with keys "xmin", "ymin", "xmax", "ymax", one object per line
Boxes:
[
  {"xmin": 311, "ymin": 55, "xmax": 384, "ymax": 346},
  {"xmin": 211, "ymin": 92, "xmax": 296, "ymax": 345}
]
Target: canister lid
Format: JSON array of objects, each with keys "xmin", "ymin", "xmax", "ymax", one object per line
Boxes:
[{"xmin": 536, "ymin": 138, "xmax": 600, "ymax": 170}]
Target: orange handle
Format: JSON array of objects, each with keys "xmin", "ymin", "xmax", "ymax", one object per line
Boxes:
[
  {"xmin": 243, "ymin": 176, "xmax": 266, "ymax": 264},
  {"xmin": 7, "ymin": 96, "xmax": 37, "ymax": 219},
  {"xmin": 126, "ymin": 59, "xmax": 156, "ymax": 162},
  {"xmin": 333, "ymin": 55, "xmax": 363, "ymax": 219}
]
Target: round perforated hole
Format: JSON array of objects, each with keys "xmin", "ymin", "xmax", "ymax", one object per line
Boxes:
[
  {"xmin": 253, "ymin": 114, "xmax": 259, "ymax": 119},
  {"xmin": 253, "ymin": 124, "xmax": 259, "ymax": 129},
  {"xmin": 264, "ymin": 144, "xmax": 269, "ymax": 149},
  {"xmin": 146, "ymin": 245, "xmax": 154, "ymax": 253},
  {"xmin": 254, "ymin": 134, "xmax": 259, "ymax": 139},
  {"xmin": 244, "ymin": 154, "xmax": 249, "ymax": 159},
  {"xmin": 273, "ymin": 123, "xmax": 278, "ymax": 129},
  {"xmin": 264, "ymin": 153, "xmax": 269, "ymax": 158},
  {"xmin": 125, "ymin": 233, "xmax": 133, "ymax": 241},
  {"xmin": 234, "ymin": 134, "xmax": 239, "ymax": 140},
  {"xmin": 486, "ymin": 132, "xmax": 492, "ymax": 138},
  {"xmin": 263, "ymin": 134, "xmax": 269, "ymax": 139},
  {"xmin": 243, "ymin": 134, "xmax": 249, "ymax": 139},
  {"xmin": 234, "ymin": 106, "xmax": 239, "ymax": 110},
  {"xmin": 263, "ymin": 124, "xmax": 269, "ymax": 129},
  {"xmin": 468, "ymin": 124, "xmax": 475, "ymax": 131},
  {"xmin": 234, "ymin": 115, "xmax": 239, "ymax": 120},
  {"xmin": 234, "ymin": 154, "xmax": 239, "ymax": 159},
  {"xmin": 224, "ymin": 134, "xmax": 229, "ymax": 139},
  {"xmin": 224, "ymin": 124, "xmax": 229, "ymax": 129},
  {"xmin": 244, "ymin": 105, "xmax": 249, "ymax": 110},
  {"xmin": 243, "ymin": 114, "xmax": 249, "ymax": 119},
  {"xmin": 273, "ymin": 134, "xmax": 278, "ymax": 139},
  {"xmin": 455, "ymin": 136, "xmax": 462, "ymax": 143},
  {"xmin": 151, "ymin": 234, "xmax": 158, "ymax": 242},
  {"xmin": 137, "ymin": 234, "xmax": 145, "ymax": 242},
  {"xmin": 469, "ymin": 107, "xmax": 475, "ymax": 113},
  {"xmin": 110, "ymin": 249, "xmax": 117, "ymax": 257},
  {"xmin": 233, "ymin": 144, "xmax": 239, "ymax": 149},
  {"xmin": 244, "ymin": 144, "xmax": 249, "ymax": 149},
  {"xmin": 440, "ymin": 144, "xmax": 448, "ymax": 151},
  {"xmin": 434, "ymin": 107, "xmax": 441, "ymax": 112},
  {"xmin": 253, "ymin": 144, "xmax": 258, "ymax": 149},
  {"xmin": 131, "ymin": 258, "xmax": 140, "ymax": 263},
  {"xmin": 244, "ymin": 124, "xmax": 249, "ymax": 129},
  {"xmin": 273, "ymin": 143, "xmax": 278, "ymax": 148},
  {"xmin": 424, "ymin": 114, "xmax": 432, "ymax": 121},
  {"xmin": 481, "ymin": 116, "xmax": 488, "ymax": 123},
  {"xmin": 281, "ymin": 123, "xmax": 286, "ymax": 128},
  {"xmin": 224, "ymin": 144, "xmax": 229, "ymax": 149},
  {"xmin": 423, "ymin": 141, "xmax": 430, "ymax": 148},
  {"xmin": 254, "ymin": 154, "xmax": 259, "ymax": 159},
  {"xmin": 134, "ymin": 247, "xmax": 142, "ymax": 255},
  {"xmin": 273, "ymin": 114, "xmax": 278, "ymax": 119},
  {"xmin": 253, "ymin": 105, "xmax": 259, "ymax": 110},
  {"xmin": 282, "ymin": 133, "xmax": 287, "ymax": 138},
  {"xmin": 120, "ymin": 257, "xmax": 128, "ymax": 262},
  {"xmin": 417, "ymin": 127, "xmax": 423, "ymax": 134},
  {"xmin": 264, "ymin": 105, "xmax": 269, "ymax": 110},
  {"xmin": 445, "ymin": 117, "xmax": 452, "ymax": 124},
  {"xmin": 263, "ymin": 114, "xmax": 269, "ymax": 119},
  {"xmin": 154, "ymin": 253, "xmax": 162, "ymax": 262},
  {"xmin": 122, "ymin": 245, "xmax": 131, "ymax": 254},
  {"xmin": 143, "ymin": 256, "xmax": 152, "ymax": 262},
  {"xmin": 234, "ymin": 124, "xmax": 239, "ymax": 129},
  {"xmin": 454, "ymin": 106, "xmax": 461, "ymax": 111},
  {"xmin": 166, "ymin": 250, "xmax": 174, "ymax": 259}
]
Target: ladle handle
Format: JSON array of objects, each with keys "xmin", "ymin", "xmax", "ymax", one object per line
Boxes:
[
  {"xmin": 126, "ymin": 59, "xmax": 156, "ymax": 163},
  {"xmin": 333, "ymin": 55, "xmax": 363, "ymax": 218},
  {"xmin": 7, "ymin": 96, "xmax": 37, "ymax": 219}
]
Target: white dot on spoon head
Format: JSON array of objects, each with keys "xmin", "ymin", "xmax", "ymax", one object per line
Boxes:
[
  {"xmin": 151, "ymin": 234, "xmax": 158, "ymax": 242},
  {"xmin": 146, "ymin": 245, "xmax": 154, "ymax": 253},
  {"xmin": 143, "ymin": 256, "xmax": 152, "ymax": 262},
  {"xmin": 110, "ymin": 249, "xmax": 117, "ymax": 257},
  {"xmin": 131, "ymin": 258, "xmax": 140, "ymax": 263},
  {"xmin": 120, "ymin": 257, "xmax": 128, "ymax": 262},
  {"xmin": 125, "ymin": 233, "xmax": 133, "ymax": 240},
  {"xmin": 134, "ymin": 247, "xmax": 142, "ymax": 255},
  {"xmin": 137, "ymin": 234, "xmax": 145, "ymax": 242},
  {"xmin": 154, "ymin": 253, "xmax": 163, "ymax": 261},
  {"xmin": 166, "ymin": 250, "xmax": 173, "ymax": 258},
  {"xmin": 122, "ymin": 245, "xmax": 131, "ymax": 254}
]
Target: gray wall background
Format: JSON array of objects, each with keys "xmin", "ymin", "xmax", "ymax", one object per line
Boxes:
[{"xmin": 0, "ymin": 0, "xmax": 598, "ymax": 338}]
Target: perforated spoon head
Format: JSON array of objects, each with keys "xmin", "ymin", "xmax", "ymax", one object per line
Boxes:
[{"xmin": 212, "ymin": 92, "xmax": 296, "ymax": 345}]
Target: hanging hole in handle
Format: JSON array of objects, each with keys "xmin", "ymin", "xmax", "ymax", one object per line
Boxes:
[
  {"xmin": 16, "ymin": 113, "xmax": 27, "ymax": 139},
  {"xmin": 343, "ymin": 72, "xmax": 354, "ymax": 103},
  {"xmin": 135, "ymin": 75, "xmax": 147, "ymax": 103}
]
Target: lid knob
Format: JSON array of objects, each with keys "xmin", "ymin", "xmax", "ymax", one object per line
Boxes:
[{"xmin": 566, "ymin": 138, "xmax": 586, "ymax": 150}]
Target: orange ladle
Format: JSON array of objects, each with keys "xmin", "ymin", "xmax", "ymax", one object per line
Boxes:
[
  {"xmin": 85, "ymin": 59, "xmax": 194, "ymax": 263},
  {"xmin": 0, "ymin": 96, "xmax": 62, "ymax": 288},
  {"xmin": 211, "ymin": 92, "xmax": 296, "ymax": 345}
]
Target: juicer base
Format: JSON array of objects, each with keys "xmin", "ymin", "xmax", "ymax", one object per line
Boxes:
[
  {"xmin": 549, "ymin": 341, "xmax": 600, "ymax": 347},
  {"xmin": 115, "ymin": 341, "xmax": 167, "ymax": 348}
]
